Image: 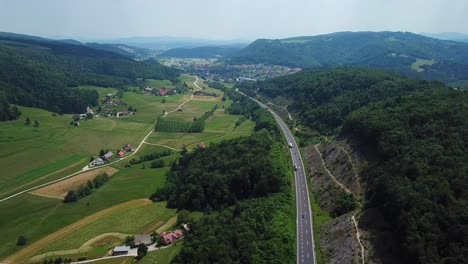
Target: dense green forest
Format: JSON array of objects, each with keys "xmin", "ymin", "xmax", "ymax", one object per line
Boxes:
[
  {"xmin": 0, "ymin": 92, "xmax": 21, "ymax": 121},
  {"xmin": 152, "ymin": 93, "xmax": 295, "ymax": 263},
  {"xmin": 229, "ymin": 31, "xmax": 468, "ymax": 82},
  {"xmin": 239, "ymin": 68, "xmax": 467, "ymax": 263},
  {"xmin": 0, "ymin": 34, "xmax": 178, "ymax": 114}
]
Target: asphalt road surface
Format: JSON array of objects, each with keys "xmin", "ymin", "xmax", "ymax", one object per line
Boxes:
[{"xmin": 238, "ymin": 91, "xmax": 316, "ymax": 263}]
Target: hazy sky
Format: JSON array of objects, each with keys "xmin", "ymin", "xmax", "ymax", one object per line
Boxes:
[{"xmin": 0, "ymin": 0, "xmax": 467, "ymax": 40}]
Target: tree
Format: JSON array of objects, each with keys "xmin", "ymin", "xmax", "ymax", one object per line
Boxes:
[
  {"xmin": 33, "ymin": 120, "xmax": 40, "ymax": 127},
  {"xmin": 64, "ymin": 190, "xmax": 78, "ymax": 203},
  {"xmin": 89, "ymin": 156, "xmax": 94, "ymax": 162},
  {"xmin": 136, "ymin": 244, "xmax": 148, "ymax": 260},
  {"xmin": 99, "ymin": 149, "xmax": 106, "ymax": 157},
  {"xmin": 161, "ymin": 98, "xmax": 166, "ymax": 103},
  {"xmin": 150, "ymin": 159, "xmax": 164, "ymax": 168},
  {"xmin": 73, "ymin": 114, "xmax": 80, "ymax": 122},
  {"xmin": 25, "ymin": 117, "xmax": 30, "ymax": 125},
  {"xmin": 86, "ymin": 112, "xmax": 93, "ymax": 119},
  {"xmin": 16, "ymin": 235, "xmax": 27, "ymax": 246},
  {"xmin": 177, "ymin": 210, "xmax": 191, "ymax": 225}
]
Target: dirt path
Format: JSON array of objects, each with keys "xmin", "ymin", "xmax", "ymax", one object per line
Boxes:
[
  {"xmin": 28, "ymin": 233, "xmax": 130, "ymax": 263},
  {"xmin": 337, "ymin": 145, "xmax": 362, "ymax": 198},
  {"xmin": 352, "ymin": 214, "xmax": 365, "ymax": 264},
  {"xmin": 162, "ymin": 76, "xmax": 202, "ymax": 118},
  {"xmin": 314, "ymin": 145, "xmax": 355, "ymax": 196},
  {"xmin": 142, "ymin": 142, "xmax": 182, "ymax": 151},
  {"xmin": 2, "ymin": 199, "xmax": 151, "ymax": 264}
]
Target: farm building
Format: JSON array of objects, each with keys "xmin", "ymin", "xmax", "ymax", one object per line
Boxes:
[
  {"xmin": 160, "ymin": 230, "xmax": 183, "ymax": 245},
  {"xmin": 134, "ymin": 234, "xmax": 152, "ymax": 246},
  {"xmin": 198, "ymin": 142, "xmax": 207, "ymax": 149},
  {"xmin": 89, "ymin": 158, "xmax": 104, "ymax": 167},
  {"xmin": 118, "ymin": 150, "xmax": 125, "ymax": 157},
  {"xmin": 158, "ymin": 89, "xmax": 168, "ymax": 96},
  {"xmin": 102, "ymin": 151, "xmax": 114, "ymax": 160},
  {"xmin": 123, "ymin": 144, "xmax": 132, "ymax": 152},
  {"xmin": 113, "ymin": 246, "xmax": 130, "ymax": 256}
]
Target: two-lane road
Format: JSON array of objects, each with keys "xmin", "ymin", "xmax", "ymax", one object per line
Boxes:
[{"xmin": 239, "ymin": 91, "xmax": 316, "ymax": 264}]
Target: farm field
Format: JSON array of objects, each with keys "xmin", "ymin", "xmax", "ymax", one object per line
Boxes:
[
  {"xmin": 0, "ymin": 75, "xmax": 257, "ymax": 263},
  {"xmin": 30, "ymin": 167, "xmax": 120, "ymax": 199},
  {"xmin": 144, "ymin": 79, "xmax": 174, "ymax": 88}
]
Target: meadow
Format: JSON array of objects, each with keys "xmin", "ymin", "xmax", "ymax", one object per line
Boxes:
[{"xmin": 0, "ymin": 75, "xmax": 256, "ymax": 263}]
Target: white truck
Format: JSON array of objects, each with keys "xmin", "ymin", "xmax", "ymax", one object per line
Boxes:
[{"xmin": 289, "ymin": 142, "xmax": 293, "ymax": 148}]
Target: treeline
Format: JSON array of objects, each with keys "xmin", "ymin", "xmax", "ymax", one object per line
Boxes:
[
  {"xmin": 0, "ymin": 35, "xmax": 179, "ymax": 116},
  {"xmin": 64, "ymin": 173, "xmax": 110, "ymax": 202},
  {"xmin": 244, "ymin": 68, "xmax": 468, "ymax": 263},
  {"xmin": 155, "ymin": 105, "xmax": 218, "ymax": 133},
  {"xmin": 0, "ymin": 93, "xmax": 21, "ymax": 121},
  {"xmin": 128, "ymin": 150, "xmax": 172, "ymax": 165}
]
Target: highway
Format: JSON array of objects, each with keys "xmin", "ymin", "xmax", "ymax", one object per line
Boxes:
[{"xmin": 239, "ymin": 91, "xmax": 316, "ymax": 264}]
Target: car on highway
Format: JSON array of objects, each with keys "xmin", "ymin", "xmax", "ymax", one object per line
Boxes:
[
  {"xmin": 289, "ymin": 142, "xmax": 293, "ymax": 148},
  {"xmin": 294, "ymin": 164, "xmax": 298, "ymax": 171}
]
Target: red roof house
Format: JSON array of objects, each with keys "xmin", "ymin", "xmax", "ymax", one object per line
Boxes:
[
  {"xmin": 198, "ymin": 142, "xmax": 206, "ymax": 149},
  {"xmin": 159, "ymin": 89, "xmax": 167, "ymax": 96},
  {"xmin": 160, "ymin": 230, "xmax": 183, "ymax": 245},
  {"xmin": 118, "ymin": 150, "xmax": 125, "ymax": 157}
]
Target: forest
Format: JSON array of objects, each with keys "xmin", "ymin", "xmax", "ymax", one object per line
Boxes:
[
  {"xmin": 0, "ymin": 34, "xmax": 179, "ymax": 115},
  {"xmin": 152, "ymin": 91, "xmax": 295, "ymax": 263},
  {"xmin": 228, "ymin": 31, "xmax": 468, "ymax": 82},
  {"xmin": 240, "ymin": 68, "xmax": 468, "ymax": 264}
]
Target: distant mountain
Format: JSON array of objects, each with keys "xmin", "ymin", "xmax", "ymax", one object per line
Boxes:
[
  {"xmin": 0, "ymin": 32, "xmax": 178, "ymax": 115},
  {"xmin": 421, "ymin": 32, "xmax": 468, "ymax": 43},
  {"xmin": 101, "ymin": 36, "xmax": 250, "ymax": 50},
  {"xmin": 159, "ymin": 44, "xmax": 246, "ymax": 58},
  {"xmin": 228, "ymin": 31, "xmax": 468, "ymax": 82}
]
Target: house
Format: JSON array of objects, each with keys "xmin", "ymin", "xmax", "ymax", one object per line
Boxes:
[
  {"xmin": 158, "ymin": 89, "xmax": 167, "ymax": 96},
  {"xmin": 198, "ymin": 142, "xmax": 206, "ymax": 149},
  {"xmin": 160, "ymin": 230, "xmax": 184, "ymax": 245},
  {"xmin": 181, "ymin": 223, "xmax": 190, "ymax": 231},
  {"xmin": 102, "ymin": 151, "xmax": 114, "ymax": 160},
  {"xmin": 90, "ymin": 158, "xmax": 104, "ymax": 167},
  {"xmin": 134, "ymin": 234, "xmax": 152, "ymax": 246},
  {"xmin": 118, "ymin": 150, "xmax": 125, "ymax": 157},
  {"xmin": 73, "ymin": 120, "xmax": 80, "ymax": 126},
  {"xmin": 123, "ymin": 144, "xmax": 132, "ymax": 152},
  {"xmin": 113, "ymin": 246, "xmax": 130, "ymax": 256},
  {"xmin": 86, "ymin": 106, "xmax": 94, "ymax": 114}
]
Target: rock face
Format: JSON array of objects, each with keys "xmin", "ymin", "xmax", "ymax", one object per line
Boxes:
[
  {"xmin": 320, "ymin": 212, "xmax": 360, "ymax": 264},
  {"xmin": 303, "ymin": 140, "xmax": 399, "ymax": 264}
]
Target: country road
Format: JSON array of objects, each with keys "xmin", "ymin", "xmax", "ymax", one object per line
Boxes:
[
  {"xmin": 238, "ymin": 90, "xmax": 316, "ymax": 264},
  {"xmin": 0, "ymin": 76, "xmax": 201, "ymax": 204}
]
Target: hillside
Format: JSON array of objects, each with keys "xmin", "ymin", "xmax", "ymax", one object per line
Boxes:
[
  {"xmin": 237, "ymin": 68, "xmax": 468, "ymax": 264},
  {"xmin": 0, "ymin": 33, "xmax": 178, "ymax": 115},
  {"xmin": 229, "ymin": 31, "xmax": 468, "ymax": 82},
  {"xmin": 85, "ymin": 42, "xmax": 153, "ymax": 59},
  {"xmin": 159, "ymin": 45, "xmax": 245, "ymax": 58}
]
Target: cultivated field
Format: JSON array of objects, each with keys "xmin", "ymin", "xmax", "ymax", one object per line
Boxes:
[
  {"xmin": 0, "ymin": 75, "xmax": 256, "ymax": 264},
  {"xmin": 30, "ymin": 167, "xmax": 120, "ymax": 199}
]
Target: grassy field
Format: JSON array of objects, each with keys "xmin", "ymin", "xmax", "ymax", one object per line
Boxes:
[
  {"xmin": 0, "ymin": 76, "xmax": 257, "ymax": 262},
  {"xmin": 411, "ymin": 58, "xmax": 436, "ymax": 72},
  {"xmin": 37, "ymin": 202, "xmax": 176, "ymax": 254},
  {"xmin": 139, "ymin": 243, "xmax": 182, "ymax": 264},
  {"xmin": 77, "ymin": 86, "xmax": 117, "ymax": 98}
]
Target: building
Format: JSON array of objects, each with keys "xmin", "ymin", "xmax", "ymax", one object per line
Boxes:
[
  {"xmin": 160, "ymin": 230, "xmax": 184, "ymax": 245},
  {"xmin": 113, "ymin": 246, "xmax": 130, "ymax": 256},
  {"xmin": 158, "ymin": 89, "xmax": 168, "ymax": 96},
  {"xmin": 134, "ymin": 234, "xmax": 152, "ymax": 246},
  {"xmin": 90, "ymin": 158, "xmax": 104, "ymax": 167},
  {"xmin": 118, "ymin": 150, "xmax": 125, "ymax": 157},
  {"xmin": 102, "ymin": 151, "xmax": 114, "ymax": 160},
  {"xmin": 123, "ymin": 144, "xmax": 132, "ymax": 152},
  {"xmin": 86, "ymin": 106, "xmax": 94, "ymax": 114},
  {"xmin": 198, "ymin": 142, "xmax": 206, "ymax": 149}
]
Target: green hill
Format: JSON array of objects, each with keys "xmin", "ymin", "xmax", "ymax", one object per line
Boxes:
[
  {"xmin": 237, "ymin": 68, "xmax": 468, "ymax": 264},
  {"xmin": 0, "ymin": 33, "xmax": 178, "ymax": 115},
  {"xmin": 229, "ymin": 31, "xmax": 468, "ymax": 82}
]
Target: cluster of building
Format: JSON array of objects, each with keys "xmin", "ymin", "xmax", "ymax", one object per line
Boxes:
[
  {"xmin": 142, "ymin": 86, "xmax": 178, "ymax": 97},
  {"xmin": 88, "ymin": 144, "xmax": 133, "ymax": 167},
  {"xmin": 112, "ymin": 224, "xmax": 188, "ymax": 256}
]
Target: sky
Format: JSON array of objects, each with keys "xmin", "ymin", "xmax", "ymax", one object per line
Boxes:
[{"xmin": 0, "ymin": 0, "xmax": 467, "ymax": 41}]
